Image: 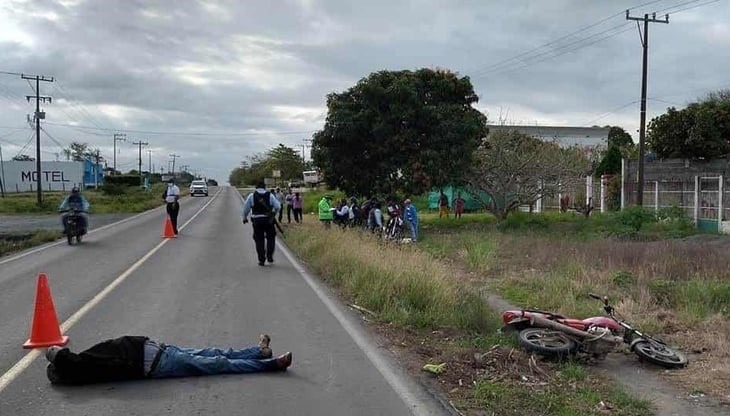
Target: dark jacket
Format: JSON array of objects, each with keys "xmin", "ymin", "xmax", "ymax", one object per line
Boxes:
[{"xmin": 51, "ymin": 335, "xmax": 148, "ymax": 384}]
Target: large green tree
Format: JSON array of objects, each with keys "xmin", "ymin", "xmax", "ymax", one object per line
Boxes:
[
  {"xmin": 647, "ymin": 90, "xmax": 730, "ymax": 158},
  {"xmin": 228, "ymin": 144, "xmax": 304, "ymax": 187},
  {"xmin": 465, "ymin": 130, "xmax": 590, "ymax": 220},
  {"xmin": 311, "ymin": 68, "xmax": 488, "ymax": 196},
  {"xmin": 595, "ymin": 126, "xmax": 634, "ymax": 176},
  {"xmin": 65, "ymin": 142, "xmax": 90, "ymax": 161}
]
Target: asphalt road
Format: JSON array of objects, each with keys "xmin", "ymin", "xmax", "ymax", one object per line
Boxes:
[{"xmin": 0, "ymin": 186, "xmax": 447, "ymax": 416}]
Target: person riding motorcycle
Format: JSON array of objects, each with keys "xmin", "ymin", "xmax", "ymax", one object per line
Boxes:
[{"xmin": 59, "ymin": 186, "xmax": 90, "ymax": 232}]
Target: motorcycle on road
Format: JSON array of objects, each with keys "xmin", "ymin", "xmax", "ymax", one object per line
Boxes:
[{"xmin": 62, "ymin": 208, "xmax": 87, "ymax": 245}]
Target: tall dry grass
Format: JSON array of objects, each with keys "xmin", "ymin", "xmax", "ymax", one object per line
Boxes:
[{"xmin": 284, "ymin": 223, "xmax": 495, "ymax": 331}]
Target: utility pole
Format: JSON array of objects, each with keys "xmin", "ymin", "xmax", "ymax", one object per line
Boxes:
[
  {"xmin": 0, "ymin": 144, "xmax": 5, "ymax": 198},
  {"xmin": 113, "ymin": 133, "xmax": 126, "ymax": 175},
  {"xmin": 132, "ymin": 140, "xmax": 149, "ymax": 185},
  {"xmin": 169, "ymin": 153, "xmax": 180, "ymax": 176},
  {"xmin": 92, "ymin": 149, "xmax": 102, "ymax": 189},
  {"xmin": 21, "ymin": 73, "xmax": 54, "ymax": 206},
  {"xmin": 146, "ymin": 149, "xmax": 152, "ymax": 185},
  {"xmin": 626, "ymin": 11, "xmax": 668, "ymax": 206}
]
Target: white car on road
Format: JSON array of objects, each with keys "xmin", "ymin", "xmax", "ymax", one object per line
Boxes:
[{"xmin": 189, "ymin": 180, "xmax": 209, "ymax": 197}]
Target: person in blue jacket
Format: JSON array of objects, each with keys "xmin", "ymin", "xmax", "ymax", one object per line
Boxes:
[
  {"xmin": 58, "ymin": 186, "xmax": 90, "ymax": 232},
  {"xmin": 402, "ymin": 198, "xmax": 419, "ymax": 242}
]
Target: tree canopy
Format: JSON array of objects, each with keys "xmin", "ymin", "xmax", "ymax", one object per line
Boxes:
[
  {"xmin": 12, "ymin": 154, "xmax": 35, "ymax": 161},
  {"xmin": 647, "ymin": 90, "xmax": 730, "ymax": 158},
  {"xmin": 465, "ymin": 130, "xmax": 590, "ymax": 220},
  {"xmin": 311, "ymin": 68, "xmax": 488, "ymax": 196},
  {"xmin": 595, "ymin": 126, "xmax": 634, "ymax": 176},
  {"xmin": 229, "ymin": 144, "xmax": 305, "ymax": 187}
]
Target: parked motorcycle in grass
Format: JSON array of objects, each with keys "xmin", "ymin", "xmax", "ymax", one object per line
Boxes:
[{"xmin": 502, "ymin": 293, "xmax": 687, "ymax": 369}]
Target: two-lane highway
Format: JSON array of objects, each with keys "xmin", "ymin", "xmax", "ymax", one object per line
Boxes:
[{"xmin": 0, "ymin": 186, "xmax": 447, "ymax": 415}]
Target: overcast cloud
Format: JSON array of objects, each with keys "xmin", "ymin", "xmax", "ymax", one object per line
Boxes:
[{"xmin": 1, "ymin": 0, "xmax": 729, "ymax": 183}]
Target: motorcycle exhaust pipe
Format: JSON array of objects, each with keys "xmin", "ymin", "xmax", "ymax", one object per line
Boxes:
[{"xmin": 529, "ymin": 315, "xmax": 594, "ymax": 339}]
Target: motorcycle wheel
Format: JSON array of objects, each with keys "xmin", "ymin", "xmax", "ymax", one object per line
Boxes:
[
  {"xmin": 518, "ymin": 328, "xmax": 577, "ymax": 357},
  {"xmin": 632, "ymin": 340, "xmax": 687, "ymax": 368},
  {"xmin": 76, "ymin": 234, "xmax": 82, "ymax": 243}
]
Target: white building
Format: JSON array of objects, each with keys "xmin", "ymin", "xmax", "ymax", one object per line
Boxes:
[
  {"xmin": 487, "ymin": 125, "xmax": 609, "ymax": 159},
  {"xmin": 0, "ymin": 161, "xmax": 85, "ymax": 193}
]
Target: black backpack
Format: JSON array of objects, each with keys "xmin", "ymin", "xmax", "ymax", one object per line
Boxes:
[{"xmin": 252, "ymin": 191, "xmax": 272, "ymax": 216}]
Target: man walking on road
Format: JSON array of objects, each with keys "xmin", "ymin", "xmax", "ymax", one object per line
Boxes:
[
  {"xmin": 45, "ymin": 334, "xmax": 292, "ymax": 384},
  {"xmin": 163, "ymin": 179, "xmax": 181, "ymax": 235},
  {"xmin": 242, "ymin": 181, "xmax": 281, "ymax": 266}
]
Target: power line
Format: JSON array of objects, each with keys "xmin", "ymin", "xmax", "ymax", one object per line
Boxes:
[
  {"xmin": 465, "ymin": 0, "xmax": 668, "ymax": 76},
  {"xmin": 654, "ymin": 0, "xmax": 704, "ymax": 13},
  {"xmin": 0, "ymin": 70, "xmax": 24, "ymax": 76},
  {"xmin": 15, "ymin": 130, "xmax": 36, "ymax": 158},
  {"xmin": 40, "ymin": 127, "xmax": 70, "ymax": 149},
  {"xmin": 42, "ymin": 120, "xmax": 314, "ymax": 137},
  {"xmin": 666, "ymin": 0, "xmax": 723, "ymax": 14},
  {"xmin": 54, "ymin": 81, "xmax": 114, "ymax": 132},
  {"xmin": 583, "ymin": 100, "xmax": 640, "ymax": 126},
  {"xmin": 473, "ymin": 23, "xmax": 634, "ymax": 78}
]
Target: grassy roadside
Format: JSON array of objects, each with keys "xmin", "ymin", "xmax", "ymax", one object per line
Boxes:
[
  {"xmin": 0, "ymin": 230, "xmax": 62, "ymax": 257},
  {"xmin": 0, "ymin": 183, "xmax": 181, "ymax": 215},
  {"xmin": 417, "ymin": 210, "xmax": 730, "ymax": 401},
  {"xmin": 280, "ymin": 217, "xmax": 654, "ymax": 415}
]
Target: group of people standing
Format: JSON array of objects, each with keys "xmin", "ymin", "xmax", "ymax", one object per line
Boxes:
[
  {"xmin": 438, "ymin": 191, "xmax": 466, "ymax": 219},
  {"xmin": 317, "ymin": 195, "xmax": 419, "ymax": 242},
  {"xmin": 271, "ymin": 187, "xmax": 304, "ymax": 224}
]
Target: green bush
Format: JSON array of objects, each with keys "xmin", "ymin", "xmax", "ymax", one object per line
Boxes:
[
  {"xmin": 612, "ymin": 271, "xmax": 637, "ymax": 287},
  {"xmin": 616, "ymin": 206, "xmax": 656, "ymax": 231},
  {"xmin": 497, "ymin": 211, "xmax": 549, "ymax": 231},
  {"xmin": 101, "ymin": 183, "xmax": 127, "ymax": 196},
  {"xmin": 104, "ymin": 175, "xmax": 141, "ymax": 187}
]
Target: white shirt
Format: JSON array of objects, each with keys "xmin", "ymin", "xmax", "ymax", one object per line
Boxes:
[{"xmin": 165, "ymin": 184, "xmax": 180, "ymax": 203}]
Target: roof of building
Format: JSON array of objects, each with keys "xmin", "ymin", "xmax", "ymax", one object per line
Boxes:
[{"xmin": 486, "ymin": 125, "xmax": 610, "ymax": 148}]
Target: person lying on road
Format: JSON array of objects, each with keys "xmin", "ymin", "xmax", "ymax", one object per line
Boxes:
[{"xmin": 45, "ymin": 334, "xmax": 292, "ymax": 385}]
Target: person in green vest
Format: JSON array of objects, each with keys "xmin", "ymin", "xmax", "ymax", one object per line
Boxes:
[{"xmin": 318, "ymin": 195, "xmax": 334, "ymax": 228}]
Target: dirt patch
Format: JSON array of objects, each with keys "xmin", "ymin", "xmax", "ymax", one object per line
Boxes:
[{"xmin": 369, "ymin": 321, "xmax": 652, "ymax": 416}]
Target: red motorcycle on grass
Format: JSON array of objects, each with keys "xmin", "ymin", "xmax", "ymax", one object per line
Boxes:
[{"xmin": 501, "ymin": 293, "xmax": 687, "ymax": 369}]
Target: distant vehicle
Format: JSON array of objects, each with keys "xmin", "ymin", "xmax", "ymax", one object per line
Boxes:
[
  {"xmin": 206, "ymin": 179, "xmax": 218, "ymax": 187},
  {"xmin": 302, "ymin": 170, "xmax": 320, "ymax": 185},
  {"xmin": 189, "ymin": 180, "xmax": 209, "ymax": 197}
]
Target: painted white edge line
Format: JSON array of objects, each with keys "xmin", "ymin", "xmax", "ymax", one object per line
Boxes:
[
  {"xmin": 0, "ymin": 195, "xmax": 199, "ymax": 266},
  {"xmin": 0, "ymin": 189, "xmax": 221, "ymax": 394},
  {"xmin": 235, "ymin": 190, "xmax": 440, "ymax": 416}
]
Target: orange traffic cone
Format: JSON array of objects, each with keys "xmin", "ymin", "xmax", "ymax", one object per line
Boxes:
[
  {"xmin": 23, "ymin": 273, "xmax": 69, "ymax": 349},
  {"xmin": 162, "ymin": 216, "xmax": 177, "ymax": 238}
]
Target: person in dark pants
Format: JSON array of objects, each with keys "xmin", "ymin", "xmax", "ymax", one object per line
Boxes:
[
  {"xmin": 242, "ymin": 182, "xmax": 281, "ymax": 266},
  {"xmin": 285, "ymin": 189, "xmax": 293, "ymax": 224},
  {"xmin": 44, "ymin": 334, "xmax": 292, "ymax": 385},
  {"xmin": 292, "ymin": 192, "xmax": 303, "ymax": 223},
  {"xmin": 163, "ymin": 179, "xmax": 180, "ymax": 235}
]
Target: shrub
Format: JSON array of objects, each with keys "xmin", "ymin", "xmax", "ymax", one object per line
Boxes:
[
  {"xmin": 497, "ymin": 211, "xmax": 549, "ymax": 231},
  {"xmin": 101, "ymin": 183, "xmax": 127, "ymax": 196},
  {"xmin": 104, "ymin": 175, "xmax": 141, "ymax": 187},
  {"xmin": 616, "ymin": 206, "xmax": 656, "ymax": 231}
]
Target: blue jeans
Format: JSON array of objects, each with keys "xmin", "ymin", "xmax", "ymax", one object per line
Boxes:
[
  {"xmin": 406, "ymin": 220, "xmax": 418, "ymax": 240},
  {"xmin": 150, "ymin": 345, "xmax": 278, "ymax": 378}
]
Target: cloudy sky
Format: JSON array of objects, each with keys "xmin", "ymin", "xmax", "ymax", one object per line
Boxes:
[{"xmin": 0, "ymin": 0, "xmax": 728, "ymax": 183}]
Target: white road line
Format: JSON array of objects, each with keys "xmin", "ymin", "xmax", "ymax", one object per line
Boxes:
[
  {"xmin": 0, "ymin": 190, "xmax": 221, "ymax": 394},
  {"xmin": 235, "ymin": 190, "xmax": 438, "ymax": 416},
  {"xmin": 0, "ymin": 195, "xmax": 201, "ymax": 266}
]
